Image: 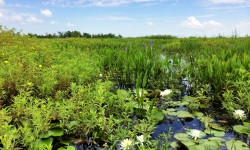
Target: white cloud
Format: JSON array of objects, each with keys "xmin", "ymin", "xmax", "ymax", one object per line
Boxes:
[
  {"xmin": 26, "ymin": 16, "xmax": 43, "ymax": 23},
  {"xmin": 0, "ymin": 0, "xmax": 4, "ymax": 6},
  {"xmin": 9, "ymin": 14, "xmax": 22, "ymax": 22},
  {"xmin": 66, "ymin": 22, "xmax": 75, "ymax": 26},
  {"xmin": 147, "ymin": 21, "xmax": 153, "ymax": 26},
  {"xmin": 180, "ymin": 16, "xmax": 222, "ymax": 29},
  {"xmin": 236, "ymin": 21, "xmax": 250, "ymax": 28},
  {"xmin": 200, "ymin": 0, "xmax": 250, "ymax": 10},
  {"xmin": 43, "ymin": 0, "xmax": 165, "ymax": 7},
  {"xmin": 91, "ymin": 16, "xmax": 134, "ymax": 20},
  {"xmin": 51, "ymin": 21, "xmax": 57, "ymax": 24},
  {"xmin": 41, "ymin": 9, "xmax": 52, "ymax": 17},
  {"xmin": 206, "ymin": 0, "xmax": 247, "ymax": 4},
  {"xmin": 0, "ymin": 11, "xmax": 44, "ymax": 24},
  {"xmin": 180, "ymin": 16, "xmax": 203, "ymax": 28}
]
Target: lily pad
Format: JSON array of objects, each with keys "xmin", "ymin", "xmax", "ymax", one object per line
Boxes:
[
  {"xmin": 233, "ymin": 125, "xmax": 250, "ymax": 135},
  {"xmin": 208, "ymin": 137, "xmax": 226, "ymax": 146},
  {"xmin": 193, "ymin": 111, "xmax": 204, "ymax": 118},
  {"xmin": 187, "ymin": 140, "xmax": 220, "ymax": 150},
  {"xmin": 174, "ymin": 133, "xmax": 189, "ymax": 141},
  {"xmin": 204, "ymin": 129, "xmax": 225, "ymax": 137},
  {"xmin": 211, "ymin": 124, "xmax": 225, "ymax": 131},
  {"xmin": 243, "ymin": 122, "xmax": 250, "ymax": 128},
  {"xmin": 170, "ymin": 141, "xmax": 179, "ymax": 148},
  {"xmin": 226, "ymin": 139, "xmax": 249, "ymax": 150},
  {"xmin": 151, "ymin": 107, "xmax": 164, "ymax": 122},
  {"xmin": 176, "ymin": 110, "xmax": 194, "ymax": 119}
]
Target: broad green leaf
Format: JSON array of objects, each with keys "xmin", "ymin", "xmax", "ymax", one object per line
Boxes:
[
  {"xmin": 233, "ymin": 125, "xmax": 250, "ymax": 135},
  {"xmin": 176, "ymin": 110, "xmax": 194, "ymax": 119},
  {"xmin": 226, "ymin": 139, "xmax": 249, "ymax": 150},
  {"xmin": 174, "ymin": 133, "xmax": 189, "ymax": 141},
  {"xmin": 170, "ymin": 142, "xmax": 179, "ymax": 148},
  {"xmin": 211, "ymin": 124, "xmax": 225, "ymax": 131},
  {"xmin": 193, "ymin": 111, "xmax": 204, "ymax": 118},
  {"xmin": 208, "ymin": 137, "xmax": 226, "ymax": 146},
  {"xmin": 243, "ymin": 122, "xmax": 250, "ymax": 128},
  {"xmin": 151, "ymin": 107, "xmax": 164, "ymax": 121},
  {"xmin": 204, "ymin": 129, "xmax": 225, "ymax": 137},
  {"xmin": 67, "ymin": 146, "xmax": 76, "ymax": 150},
  {"xmin": 37, "ymin": 137, "xmax": 53, "ymax": 147},
  {"xmin": 49, "ymin": 128, "xmax": 64, "ymax": 137},
  {"xmin": 117, "ymin": 89, "xmax": 130, "ymax": 98},
  {"xmin": 196, "ymin": 140, "xmax": 220, "ymax": 150}
]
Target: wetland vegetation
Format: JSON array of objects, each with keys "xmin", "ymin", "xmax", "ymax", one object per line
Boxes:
[{"xmin": 1, "ymin": 26, "xmax": 250, "ymax": 150}]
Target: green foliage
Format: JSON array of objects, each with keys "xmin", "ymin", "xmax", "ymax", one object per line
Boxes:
[{"xmin": 1, "ymin": 27, "xmax": 250, "ymax": 149}]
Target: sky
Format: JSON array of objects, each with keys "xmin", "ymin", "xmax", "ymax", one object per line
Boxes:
[{"xmin": 0, "ymin": 0, "xmax": 249, "ymax": 37}]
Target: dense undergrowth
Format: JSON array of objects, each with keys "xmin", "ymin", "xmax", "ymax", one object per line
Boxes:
[{"xmin": 1, "ymin": 26, "xmax": 250, "ymax": 149}]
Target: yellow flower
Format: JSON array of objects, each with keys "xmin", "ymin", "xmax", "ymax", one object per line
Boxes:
[
  {"xmin": 39, "ymin": 64, "xmax": 42, "ymax": 68},
  {"xmin": 27, "ymin": 82, "xmax": 32, "ymax": 86},
  {"xmin": 2, "ymin": 53, "xmax": 4, "ymax": 56},
  {"xmin": 4, "ymin": 60, "xmax": 8, "ymax": 64},
  {"xmin": 31, "ymin": 47, "xmax": 35, "ymax": 50}
]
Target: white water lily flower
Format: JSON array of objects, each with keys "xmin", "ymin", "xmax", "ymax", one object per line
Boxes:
[
  {"xmin": 136, "ymin": 135, "xmax": 144, "ymax": 145},
  {"xmin": 120, "ymin": 138, "xmax": 133, "ymax": 150},
  {"xmin": 190, "ymin": 129, "xmax": 201, "ymax": 140},
  {"xmin": 160, "ymin": 89, "xmax": 172, "ymax": 97},
  {"xmin": 233, "ymin": 109, "xmax": 246, "ymax": 119}
]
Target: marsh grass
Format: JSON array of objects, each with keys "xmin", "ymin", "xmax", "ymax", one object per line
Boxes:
[{"xmin": 1, "ymin": 26, "xmax": 250, "ymax": 149}]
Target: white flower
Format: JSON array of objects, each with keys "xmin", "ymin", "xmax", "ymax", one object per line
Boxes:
[
  {"xmin": 99, "ymin": 74, "xmax": 103, "ymax": 77},
  {"xmin": 190, "ymin": 129, "xmax": 201, "ymax": 140},
  {"xmin": 120, "ymin": 138, "xmax": 133, "ymax": 150},
  {"xmin": 233, "ymin": 109, "xmax": 246, "ymax": 119},
  {"xmin": 136, "ymin": 135, "xmax": 144, "ymax": 145},
  {"xmin": 160, "ymin": 89, "xmax": 172, "ymax": 97}
]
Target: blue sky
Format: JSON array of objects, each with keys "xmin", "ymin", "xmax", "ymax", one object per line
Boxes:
[{"xmin": 0, "ymin": 0, "xmax": 249, "ymax": 37}]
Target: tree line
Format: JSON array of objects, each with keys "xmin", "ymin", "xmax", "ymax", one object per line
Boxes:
[{"xmin": 27, "ymin": 30, "xmax": 123, "ymax": 38}]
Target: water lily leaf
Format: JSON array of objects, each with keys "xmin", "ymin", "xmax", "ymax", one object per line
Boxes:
[
  {"xmin": 176, "ymin": 110, "xmax": 194, "ymax": 119},
  {"xmin": 181, "ymin": 140, "xmax": 196, "ymax": 148},
  {"xmin": 179, "ymin": 101, "xmax": 189, "ymax": 106},
  {"xmin": 165, "ymin": 111, "xmax": 177, "ymax": 116},
  {"xmin": 204, "ymin": 129, "xmax": 225, "ymax": 137},
  {"xmin": 151, "ymin": 107, "xmax": 164, "ymax": 121},
  {"xmin": 211, "ymin": 124, "xmax": 225, "ymax": 131},
  {"xmin": 193, "ymin": 111, "xmax": 204, "ymax": 118},
  {"xmin": 233, "ymin": 125, "xmax": 250, "ymax": 135},
  {"xmin": 174, "ymin": 133, "xmax": 189, "ymax": 141},
  {"xmin": 167, "ymin": 108, "xmax": 176, "ymax": 112},
  {"xmin": 170, "ymin": 141, "xmax": 179, "ymax": 148},
  {"xmin": 226, "ymin": 139, "xmax": 249, "ymax": 150},
  {"xmin": 48, "ymin": 128, "xmax": 64, "ymax": 137},
  {"xmin": 243, "ymin": 122, "xmax": 250, "ymax": 128},
  {"xmin": 195, "ymin": 140, "xmax": 220, "ymax": 150},
  {"xmin": 208, "ymin": 137, "xmax": 226, "ymax": 146}
]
